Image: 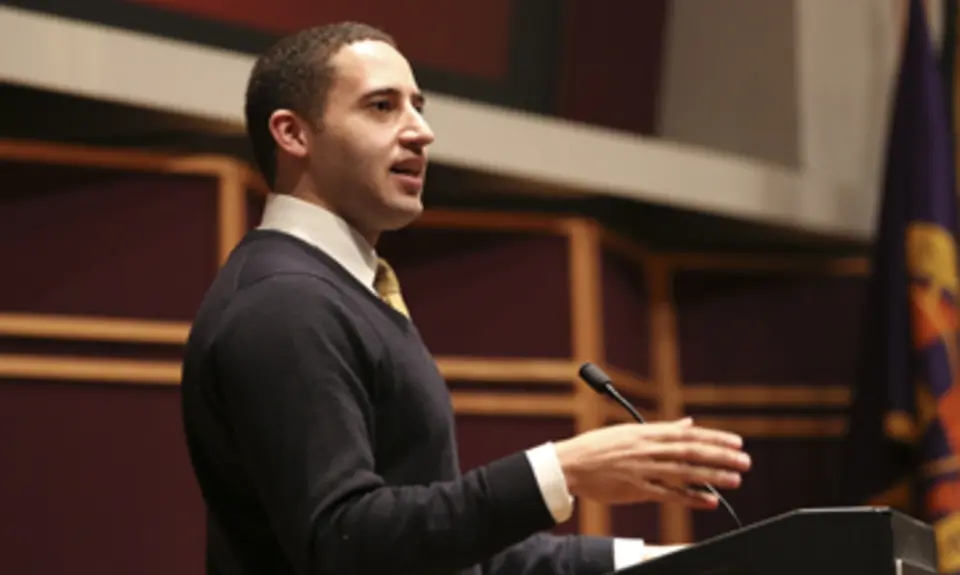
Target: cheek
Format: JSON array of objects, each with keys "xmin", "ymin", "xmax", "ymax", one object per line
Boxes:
[{"xmin": 313, "ymin": 123, "xmax": 394, "ymax": 187}]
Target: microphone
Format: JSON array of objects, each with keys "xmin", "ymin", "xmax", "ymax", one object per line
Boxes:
[{"xmin": 577, "ymin": 361, "xmax": 743, "ymax": 529}]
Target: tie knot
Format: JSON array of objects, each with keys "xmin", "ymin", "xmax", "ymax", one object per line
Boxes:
[
  {"xmin": 374, "ymin": 258, "xmax": 399, "ymax": 297},
  {"xmin": 374, "ymin": 258, "xmax": 410, "ymax": 318}
]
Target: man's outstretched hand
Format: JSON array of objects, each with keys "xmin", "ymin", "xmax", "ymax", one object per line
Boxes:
[{"xmin": 554, "ymin": 417, "xmax": 750, "ymax": 508}]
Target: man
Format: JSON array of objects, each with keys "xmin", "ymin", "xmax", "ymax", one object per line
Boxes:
[{"xmin": 180, "ymin": 21, "xmax": 751, "ymax": 575}]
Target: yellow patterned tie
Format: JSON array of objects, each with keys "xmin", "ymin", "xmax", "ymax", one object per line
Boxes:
[{"xmin": 374, "ymin": 258, "xmax": 410, "ymax": 318}]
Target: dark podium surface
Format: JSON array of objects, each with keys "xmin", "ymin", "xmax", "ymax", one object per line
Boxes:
[{"xmin": 613, "ymin": 507, "xmax": 937, "ymax": 575}]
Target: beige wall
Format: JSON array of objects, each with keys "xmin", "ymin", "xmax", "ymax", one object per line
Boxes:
[
  {"xmin": 658, "ymin": 0, "xmax": 799, "ymax": 168},
  {"xmin": 659, "ymin": 0, "xmax": 945, "ymax": 231}
]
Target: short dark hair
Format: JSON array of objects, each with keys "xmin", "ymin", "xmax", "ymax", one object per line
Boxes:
[{"xmin": 244, "ymin": 22, "xmax": 396, "ymax": 188}]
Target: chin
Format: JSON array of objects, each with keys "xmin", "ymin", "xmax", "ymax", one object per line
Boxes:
[{"xmin": 380, "ymin": 200, "xmax": 423, "ymax": 231}]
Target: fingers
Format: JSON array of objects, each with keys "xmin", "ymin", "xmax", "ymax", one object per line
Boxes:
[
  {"xmin": 642, "ymin": 459, "xmax": 743, "ymax": 490},
  {"xmin": 647, "ymin": 441, "xmax": 752, "ymax": 473},
  {"xmin": 641, "ymin": 419, "xmax": 745, "ymax": 450}
]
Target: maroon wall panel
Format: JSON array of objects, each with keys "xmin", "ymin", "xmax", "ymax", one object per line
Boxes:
[
  {"xmin": 0, "ymin": 381, "xmax": 205, "ymax": 575},
  {"xmin": 555, "ymin": 0, "xmax": 669, "ymax": 135},
  {"xmin": 378, "ymin": 227, "xmax": 572, "ymax": 358},
  {"xmin": 122, "ymin": 0, "xmax": 512, "ymax": 80},
  {"xmin": 0, "ymin": 162, "xmax": 219, "ymax": 321},
  {"xmin": 673, "ymin": 271, "xmax": 865, "ymax": 384},
  {"xmin": 602, "ymin": 249, "xmax": 650, "ymax": 376}
]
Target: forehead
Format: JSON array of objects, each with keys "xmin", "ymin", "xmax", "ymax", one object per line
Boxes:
[{"xmin": 327, "ymin": 40, "xmax": 420, "ymax": 97}]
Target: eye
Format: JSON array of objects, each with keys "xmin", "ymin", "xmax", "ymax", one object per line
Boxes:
[{"xmin": 370, "ymin": 100, "xmax": 394, "ymax": 112}]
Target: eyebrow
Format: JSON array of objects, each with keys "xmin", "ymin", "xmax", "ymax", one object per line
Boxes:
[{"xmin": 364, "ymin": 87, "xmax": 426, "ymax": 108}]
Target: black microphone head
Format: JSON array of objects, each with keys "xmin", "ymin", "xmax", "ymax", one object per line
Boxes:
[{"xmin": 578, "ymin": 362, "xmax": 613, "ymax": 395}]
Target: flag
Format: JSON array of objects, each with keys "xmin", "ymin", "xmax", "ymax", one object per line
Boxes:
[{"xmin": 842, "ymin": 0, "xmax": 960, "ymax": 571}]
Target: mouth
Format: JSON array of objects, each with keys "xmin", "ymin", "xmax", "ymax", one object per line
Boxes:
[
  {"xmin": 389, "ymin": 159, "xmax": 426, "ymax": 192},
  {"xmin": 389, "ymin": 166, "xmax": 423, "ymax": 177}
]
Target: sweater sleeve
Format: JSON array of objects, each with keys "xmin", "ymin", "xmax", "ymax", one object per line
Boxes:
[
  {"xmin": 213, "ymin": 274, "xmax": 557, "ymax": 574},
  {"xmin": 481, "ymin": 534, "xmax": 615, "ymax": 575}
]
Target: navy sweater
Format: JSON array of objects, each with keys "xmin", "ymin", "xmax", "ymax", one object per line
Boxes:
[{"xmin": 180, "ymin": 230, "xmax": 615, "ymax": 574}]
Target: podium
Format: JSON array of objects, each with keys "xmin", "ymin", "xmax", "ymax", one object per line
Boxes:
[{"xmin": 614, "ymin": 507, "xmax": 938, "ymax": 575}]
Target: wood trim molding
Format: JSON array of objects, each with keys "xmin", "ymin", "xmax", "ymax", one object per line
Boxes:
[
  {"xmin": 0, "ymin": 353, "xmax": 182, "ymax": 384},
  {"xmin": 0, "ymin": 138, "xmax": 248, "ymax": 179},
  {"xmin": 452, "ymin": 392, "xmax": 575, "ymax": 417},
  {"xmin": 565, "ymin": 217, "xmax": 611, "ymax": 536},
  {"xmin": 605, "ymin": 405, "xmax": 847, "ymax": 438},
  {"xmin": 694, "ymin": 416, "xmax": 847, "ymax": 437},
  {"xmin": 647, "ymin": 255, "xmax": 691, "ymax": 544},
  {"xmin": 663, "ymin": 253, "xmax": 869, "ymax": 275},
  {"xmin": 0, "ymin": 353, "xmax": 577, "ymax": 416},
  {"xmin": 0, "ymin": 312, "xmax": 190, "ymax": 344},
  {"xmin": 436, "ymin": 357, "xmax": 575, "ymax": 383},
  {"xmin": 603, "ymin": 365, "xmax": 658, "ymax": 399},
  {"xmin": 683, "ymin": 384, "xmax": 851, "ymax": 407},
  {"xmin": 217, "ymin": 163, "xmax": 247, "ymax": 265},
  {"xmin": 600, "ymin": 229, "xmax": 653, "ymax": 268}
]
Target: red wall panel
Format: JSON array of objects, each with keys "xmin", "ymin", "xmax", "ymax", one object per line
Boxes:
[
  {"xmin": 122, "ymin": 0, "xmax": 512, "ymax": 80},
  {"xmin": 602, "ymin": 249, "xmax": 650, "ymax": 376},
  {"xmin": 0, "ymin": 163, "xmax": 219, "ymax": 321},
  {"xmin": 0, "ymin": 381, "xmax": 205, "ymax": 575},
  {"xmin": 673, "ymin": 271, "xmax": 864, "ymax": 384}
]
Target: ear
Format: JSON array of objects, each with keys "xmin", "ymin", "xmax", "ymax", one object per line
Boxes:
[{"xmin": 268, "ymin": 109, "xmax": 310, "ymax": 159}]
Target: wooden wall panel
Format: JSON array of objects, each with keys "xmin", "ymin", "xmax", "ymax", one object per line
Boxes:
[
  {"xmin": 673, "ymin": 270, "xmax": 865, "ymax": 384},
  {"xmin": 0, "ymin": 161, "xmax": 219, "ymax": 321},
  {"xmin": 601, "ymin": 248, "xmax": 651, "ymax": 377},
  {"xmin": 0, "ymin": 380, "xmax": 204, "ymax": 575}
]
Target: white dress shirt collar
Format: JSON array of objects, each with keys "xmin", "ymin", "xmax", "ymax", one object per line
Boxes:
[{"xmin": 256, "ymin": 192, "xmax": 379, "ymax": 291}]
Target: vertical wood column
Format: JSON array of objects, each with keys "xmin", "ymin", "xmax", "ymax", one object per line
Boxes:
[
  {"xmin": 647, "ymin": 257, "xmax": 692, "ymax": 543},
  {"xmin": 216, "ymin": 162, "xmax": 247, "ymax": 266},
  {"xmin": 567, "ymin": 218, "xmax": 610, "ymax": 536}
]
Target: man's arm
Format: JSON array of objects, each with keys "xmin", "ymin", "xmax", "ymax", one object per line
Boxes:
[
  {"xmin": 213, "ymin": 275, "xmax": 557, "ymax": 574},
  {"xmin": 488, "ymin": 441, "xmax": 687, "ymax": 574},
  {"xmin": 479, "ymin": 533, "xmax": 686, "ymax": 575},
  {"xmin": 480, "ymin": 534, "xmax": 613, "ymax": 575}
]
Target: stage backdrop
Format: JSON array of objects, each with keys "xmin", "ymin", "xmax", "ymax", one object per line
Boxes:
[{"xmin": 0, "ymin": 141, "xmax": 860, "ymax": 574}]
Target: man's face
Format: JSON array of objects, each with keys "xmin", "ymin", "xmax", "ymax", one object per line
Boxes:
[{"xmin": 308, "ymin": 40, "xmax": 434, "ymax": 241}]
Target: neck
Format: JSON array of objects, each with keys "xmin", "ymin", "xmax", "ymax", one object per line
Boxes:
[{"xmin": 273, "ymin": 173, "xmax": 380, "ymax": 247}]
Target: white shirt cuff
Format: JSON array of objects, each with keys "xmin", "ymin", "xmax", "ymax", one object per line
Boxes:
[
  {"xmin": 613, "ymin": 538, "xmax": 647, "ymax": 569},
  {"xmin": 524, "ymin": 442, "xmax": 574, "ymax": 523}
]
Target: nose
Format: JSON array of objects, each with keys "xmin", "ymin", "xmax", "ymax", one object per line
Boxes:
[{"xmin": 400, "ymin": 108, "xmax": 435, "ymax": 150}]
